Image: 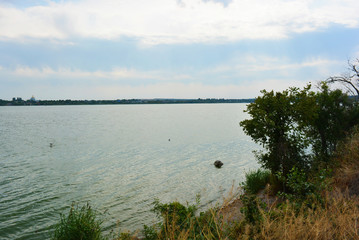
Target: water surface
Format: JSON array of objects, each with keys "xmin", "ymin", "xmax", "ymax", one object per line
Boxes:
[{"xmin": 0, "ymin": 104, "xmax": 260, "ymax": 239}]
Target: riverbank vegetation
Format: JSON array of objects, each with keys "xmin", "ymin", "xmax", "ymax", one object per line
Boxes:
[
  {"xmin": 51, "ymin": 61, "xmax": 359, "ymax": 239},
  {"xmin": 52, "ymin": 203, "xmax": 105, "ymax": 240}
]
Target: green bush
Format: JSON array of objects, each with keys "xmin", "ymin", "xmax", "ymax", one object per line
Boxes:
[
  {"xmin": 148, "ymin": 196, "xmax": 224, "ymax": 239},
  {"xmin": 152, "ymin": 199, "xmax": 197, "ymax": 231},
  {"xmin": 52, "ymin": 203, "xmax": 106, "ymax": 240},
  {"xmin": 242, "ymin": 168, "xmax": 271, "ymax": 194},
  {"xmin": 278, "ymin": 167, "xmax": 332, "ymax": 206},
  {"xmin": 117, "ymin": 232, "xmax": 134, "ymax": 240},
  {"xmin": 142, "ymin": 224, "xmax": 158, "ymax": 240}
]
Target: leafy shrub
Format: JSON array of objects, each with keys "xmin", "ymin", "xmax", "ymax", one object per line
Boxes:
[
  {"xmin": 278, "ymin": 167, "xmax": 332, "ymax": 205},
  {"xmin": 152, "ymin": 199, "xmax": 197, "ymax": 230},
  {"xmin": 151, "ymin": 199, "xmax": 200, "ymax": 239},
  {"xmin": 149, "ymin": 196, "xmax": 224, "ymax": 239},
  {"xmin": 117, "ymin": 232, "xmax": 140, "ymax": 240},
  {"xmin": 142, "ymin": 224, "xmax": 158, "ymax": 240},
  {"xmin": 52, "ymin": 202, "xmax": 106, "ymax": 240},
  {"xmin": 242, "ymin": 168, "xmax": 271, "ymax": 194}
]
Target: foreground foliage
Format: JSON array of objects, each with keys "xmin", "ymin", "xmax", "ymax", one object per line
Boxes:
[{"xmin": 52, "ymin": 203, "xmax": 106, "ymax": 240}]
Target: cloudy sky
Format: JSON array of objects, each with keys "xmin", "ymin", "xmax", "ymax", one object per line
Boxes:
[{"xmin": 1, "ymin": 0, "xmax": 358, "ymax": 100}]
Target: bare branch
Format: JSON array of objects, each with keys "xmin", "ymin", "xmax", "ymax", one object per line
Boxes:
[{"xmin": 326, "ymin": 60, "xmax": 359, "ymax": 99}]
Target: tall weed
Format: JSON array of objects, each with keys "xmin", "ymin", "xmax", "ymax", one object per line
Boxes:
[
  {"xmin": 52, "ymin": 202, "xmax": 106, "ymax": 240},
  {"xmin": 242, "ymin": 169, "xmax": 271, "ymax": 194}
]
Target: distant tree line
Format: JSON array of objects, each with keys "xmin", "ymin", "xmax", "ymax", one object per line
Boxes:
[{"xmin": 0, "ymin": 98, "xmax": 255, "ymax": 106}]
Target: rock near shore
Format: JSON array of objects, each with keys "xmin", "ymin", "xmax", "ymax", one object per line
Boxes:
[{"xmin": 214, "ymin": 160, "xmax": 223, "ymax": 168}]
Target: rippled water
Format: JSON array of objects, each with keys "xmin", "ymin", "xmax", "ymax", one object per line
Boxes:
[{"xmin": 0, "ymin": 104, "xmax": 260, "ymax": 239}]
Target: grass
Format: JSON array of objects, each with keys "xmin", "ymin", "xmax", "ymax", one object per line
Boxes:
[
  {"xmin": 141, "ymin": 198, "xmax": 224, "ymax": 240},
  {"xmin": 333, "ymin": 127, "xmax": 359, "ymax": 195},
  {"xmin": 51, "ymin": 202, "xmax": 107, "ymax": 240},
  {"xmin": 245, "ymin": 191, "xmax": 359, "ymax": 239},
  {"xmin": 242, "ymin": 168, "xmax": 271, "ymax": 194}
]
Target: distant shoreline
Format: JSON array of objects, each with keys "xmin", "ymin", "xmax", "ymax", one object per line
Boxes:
[{"xmin": 0, "ymin": 98, "xmax": 255, "ymax": 106}]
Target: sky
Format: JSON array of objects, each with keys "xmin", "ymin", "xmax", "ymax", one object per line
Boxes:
[{"xmin": 0, "ymin": 0, "xmax": 359, "ymax": 100}]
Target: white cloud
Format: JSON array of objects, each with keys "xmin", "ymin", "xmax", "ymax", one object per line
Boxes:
[
  {"xmin": 5, "ymin": 56, "xmax": 339, "ymax": 83},
  {"xmin": 9, "ymin": 66, "xmax": 150, "ymax": 79},
  {"xmin": 3, "ymin": 65, "xmax": 193, "ymax": 83},
  {"xmin": 205, "ymin": 56, "xmax": 342, "ymax": 80},
  {"xmin": 0, "ymin": 0, "xmax": 358, "ymax": 44},
  {"xmin": 0, "ymin": 58, "xmax": 335, "ymax": 99}
]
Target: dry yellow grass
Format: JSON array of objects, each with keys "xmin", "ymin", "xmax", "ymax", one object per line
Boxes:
[
  {"xmin": 250, "ymin": 191, "xmax": 359, "ymax": 240},
  {"xmin": 334, "ymin": 128, "xmax": 359, "ymax": 195},
  {"xmin": 142, "ymin": 190, "xmax": 359, "ymax": 239}
]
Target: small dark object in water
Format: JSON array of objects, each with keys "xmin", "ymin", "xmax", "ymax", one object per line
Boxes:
[
  {"xmin": 214, "ymin": 160, "xmax": 223, "ymax": 168},
  {"xmin": 50, "ymin": 143, "xmax": 53, "ymax": 148},
  {"xmin": 168, "ymin": 139, "xmax": 171, "ymax": 141}
]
